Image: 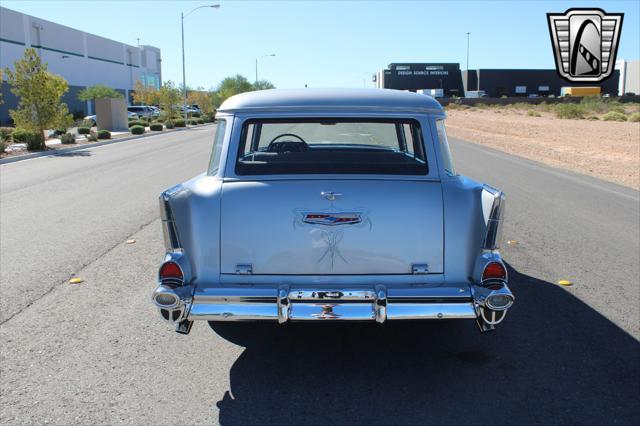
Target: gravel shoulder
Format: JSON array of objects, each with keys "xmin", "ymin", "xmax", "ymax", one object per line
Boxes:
[{"xmin": 445, "ymin": 108, "xmax": 640, "ymax": 189}]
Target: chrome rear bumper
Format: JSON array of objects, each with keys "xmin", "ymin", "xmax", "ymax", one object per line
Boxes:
[{"xmin": 152, "ymin": 284, "xmax": 513, "ymax": 333}]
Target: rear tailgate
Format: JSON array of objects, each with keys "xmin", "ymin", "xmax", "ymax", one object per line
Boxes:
[{"xmin": 220, "ymin": 180, "xmax": 443, "ymax": 275}]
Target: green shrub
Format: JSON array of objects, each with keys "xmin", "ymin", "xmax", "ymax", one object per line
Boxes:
[
  {"xmin": 628, "ymin": 112, "xmax": 640, "ymax": 122},
  {"xmin": 13, "ymin": 129, "xmax": 45, "ymax": 150},
  {"xmin": 602, "ymin": 111, "xmax": 627, "ymax": 122},
  {"xmin": 0, "ymin": 127, "xmax": 13, "ymax": 142},
  {"xmin": 554, "ymin": 103, "xmax": 585, "ymax": 119},
  {"xmin": 191, "ymin": 112, "xmax": 201, "ymax": 118},
  {"xmin": 128, "ymin": 120, "xmax": 145, "ymax": 128},
  {"xmin": 187, "ymin": 119, "xmax": 199, "ymax": 125},
  {"xmin": 88, "ymin": 132, "xmax": 98, "ymax": 142},
  {"xmin": 0, "ymin": 139, "xmax": 6, "ymax": 153},
  {"xmin": 174, "ymin": 119, "xmax": 186, "ymax": 127},
  {"xmin": 130, "ymin": 125, "xmax": 145, "ymax": 135},
  {"xmin": 580, "ymin": 96, "xmax": 607, "ymax": 113},
  {"xmin": 586, "ymin": 115, "xmax": 600, "ymax": 121},
  {"xmin": 97, "ymin": 130, "xmax": 111, "ymax": 139},
  {"xmin": 82, "ymin": 119, "xmax": 95, "ymax": 127},
  {"xmin": 164, "ymin": 120, "xmax": 175, "ymax": 129},
  {"xmin": 149, "ymin": 123, "xmax": 163, "ymax": 131},
  {"xmin": 77, "ymin": 126, "xmax": 91, "ymax": 135},
  {"xmin": 526, "ymin": 110, "xmax": 541, "ymax": 117},
  {"xmin": 60, "ymin": 133, "xmax": 76, "ymax": 144},
  {"xmin": 53, "ymin": 128, "xmax": 66, "ymax": 136},
  {"xmin": 606, "ymin": 102, "xmax": 626, "ymax": 114},
  {"xmin": 13, "ymin": 128, "xmax": 34, "ymax": 142},
  {"xmin": 201, "ymin": 113, "xmax": 214, "ymax": 123}
]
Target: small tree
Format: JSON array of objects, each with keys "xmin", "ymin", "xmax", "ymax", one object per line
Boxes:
[
  {"xmin": 187, "ymin": 87, "xmax": 214, "ymax": 114},
  {"xmin": 132, "ymin": 80, "xmax": 160, "ymax": 106},
  {"xmin": 4, "ymin": 48, "xmax": 72, "ymax": 140},
  {"xmin": 78, "ymin": 84, "xmax": 123, "ymax": 101},
  {"xmin": 159, "ymin": 81, "xmax": 181, "ymax": 119},
  {"xmin": 253, "ymin": 80, "xmax": 276, "ymax": 91},
  {"xmin": 212, "ymin": 74, "xmax": 255, "ymax": 108}
]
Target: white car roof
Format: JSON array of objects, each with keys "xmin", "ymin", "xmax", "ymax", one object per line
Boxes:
[{"xmin": 218, "ymin": 88, "xmax": 443, "ymax": 114}]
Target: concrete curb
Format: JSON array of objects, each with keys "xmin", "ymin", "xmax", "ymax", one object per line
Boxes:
[{"xmin": 0, "ymin": 123, "xmax": 215, "ymax": 165}]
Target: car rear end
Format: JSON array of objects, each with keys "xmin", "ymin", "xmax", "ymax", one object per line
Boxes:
[{"xmin": 151, "ymin": 89, "xmax": 514, "ymax": 335}]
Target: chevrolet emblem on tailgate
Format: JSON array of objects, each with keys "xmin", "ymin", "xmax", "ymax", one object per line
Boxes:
[{"xmin": 303, "ymin": 213, "xmax": 362, "ymax": 226}]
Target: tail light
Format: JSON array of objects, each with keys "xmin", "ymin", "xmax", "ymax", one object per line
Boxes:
[
  {"xmin": 482, "ymin": 261, "xmax": 506, "ymax": 281},
  {"xmin": 159, "ymin": 261, "xmax": 183, "ymax": 284}
]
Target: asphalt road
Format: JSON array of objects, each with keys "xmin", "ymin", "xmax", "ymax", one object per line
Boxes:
[{"xmin": 0, "ymin": 127, "xmax": 638, "ymax": 424}]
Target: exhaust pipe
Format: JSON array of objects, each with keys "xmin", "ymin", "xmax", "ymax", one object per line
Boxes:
[{"xmin": 175, "ymin": 319, "xmax": 193, "ymax": 335}]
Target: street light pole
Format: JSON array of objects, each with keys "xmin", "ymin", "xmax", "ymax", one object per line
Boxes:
[
  {"xmin": 181, "ymin": 11, "xmax": 186, "ymax": 124},
  {"xmin": 255, "ymin": 54, "xmax": 275, "ymax": 85},
  {"xmin": 466, "ymin": 32, "xmax": 470, "ymax": 71},
  {"xmin": 181, "ymin": 4, "xmax": 220, "ymax": 125}
]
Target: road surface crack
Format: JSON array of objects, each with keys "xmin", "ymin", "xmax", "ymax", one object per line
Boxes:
[{"xmin": 0, "ymin": 216, "xmax": 160, "ymax": 326}]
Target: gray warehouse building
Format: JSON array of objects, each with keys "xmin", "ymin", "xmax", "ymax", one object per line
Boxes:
[
  {"xmin": 0, "ymin": 6, "xmax": 162, "ymax": 125},
  {"xmin": 461, "ymin": 68, "xmax": 619, "ymax": 97},
  {"xmin": 375, "ymin": 62, "xmax": 634, "ymax": 97}
]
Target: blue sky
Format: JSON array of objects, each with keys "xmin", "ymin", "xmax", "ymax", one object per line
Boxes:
[{"xmin": 3, "ymin": 0, "xmax": 639, "ymax": 89}]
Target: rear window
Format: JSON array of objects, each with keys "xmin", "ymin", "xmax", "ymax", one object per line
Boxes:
[{"xmin": 236, "ymin": 119, "xmax": 427, "ymax": 175}]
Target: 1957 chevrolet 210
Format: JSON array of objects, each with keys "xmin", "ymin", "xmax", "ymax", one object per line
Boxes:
[{"xmin": 152, "ymin": 88, "xmax": 514, "ymax": 335}]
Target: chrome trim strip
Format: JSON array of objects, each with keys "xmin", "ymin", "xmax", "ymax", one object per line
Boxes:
[
  {"xmin": 482, "ymin": 185, "xmax": 506, "ymax": 250},
  {"xmin": 159, "ymin": 185, "xmax": 183, "ymax": 251}
]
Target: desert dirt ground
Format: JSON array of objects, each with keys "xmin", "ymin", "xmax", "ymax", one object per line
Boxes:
[{"xmin": 445, "ymin": 108, "xmax": 640, "ymax": 189}]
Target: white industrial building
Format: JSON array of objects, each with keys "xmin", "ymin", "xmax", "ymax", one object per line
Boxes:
[
  {"xmin": 0, "ymin": 6, "xmax": 161, "ymax": 125},
  {"xmin": 616, "ymin": 60, "xmax": 640, "ymax": 96}
]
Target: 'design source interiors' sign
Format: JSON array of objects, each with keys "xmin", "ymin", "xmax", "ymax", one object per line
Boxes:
[{"xmin": 383, "ymin": 63, "xmax": 464, "ymax": 94}]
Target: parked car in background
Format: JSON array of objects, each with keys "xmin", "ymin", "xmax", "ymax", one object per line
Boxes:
[
  {"xmin": 179, "ymin": 105, "xmax": 200, "ymax": 115},
  {"xmin": 127, "ymin": 105, "xmax": 156, "ymax": 118},
  {"xmin": 83, "ymin": 111, "xmax": 138, "ymax": 126},
  {"xmin": 152, "ymin": 88, "xmax": 514, "ymax": 336}
]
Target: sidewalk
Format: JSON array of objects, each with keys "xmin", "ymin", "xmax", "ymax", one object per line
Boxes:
[{"xmin": 0, "ymin": 123, "xmax": 214, "ymax": 165}]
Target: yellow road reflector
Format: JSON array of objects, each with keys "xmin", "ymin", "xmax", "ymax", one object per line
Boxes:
[
  {"xmin": 506, "ymin": 240, "xmax": 519, "ymax": 246},
  {"xmin": 557, "ymin": 280, "xmax": 573, "ymax": 286},
  {"xmin": 126, "ymin": 239, "xmax": 136, "ymax": 244},
  {"xmin": 69, "ymin": 277, "xmax": 84, "ymax": 284}
]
